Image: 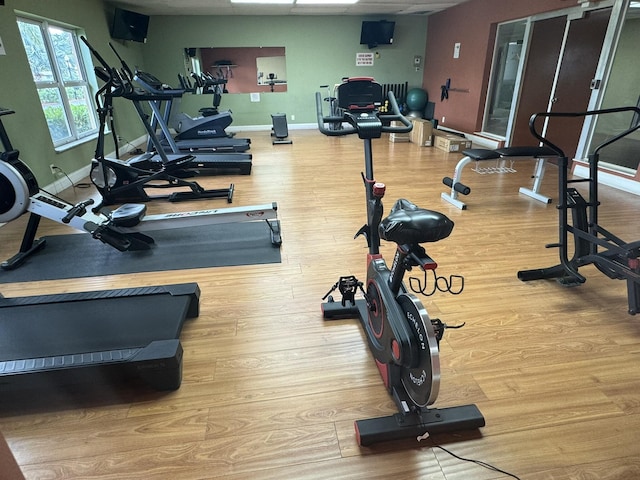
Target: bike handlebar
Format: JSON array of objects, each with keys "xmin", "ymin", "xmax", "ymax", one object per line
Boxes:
[{"xmin": 315, "ymin": 89, "xmax": 412, "ymax": 137}]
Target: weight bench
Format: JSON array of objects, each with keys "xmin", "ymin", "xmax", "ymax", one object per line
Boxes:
[{"xmin": 441, "ymin": 146, "xmax": 559, "ymax": 210}]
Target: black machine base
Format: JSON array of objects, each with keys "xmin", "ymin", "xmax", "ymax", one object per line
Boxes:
[
  {"xmin": 322, "ymin": 297, "xmax": 485, "ymax": 446},
  {"xmin": 355, "ymin": 404, "xmax": 485, "ymax": 447},
  {"xmin": 174, "ymin": 153, "xmax": 253, "ymax": 175},
  {"xmin": 322, "ymin": 297, "xmax": 364, "ymax": 319},
  {"xmin": 0, "ymin": 283, "xmax": 200, "ymax": 391},
  {"xmin": 267, "ymin": 219, "xmax": 283, "ymax": 247}
]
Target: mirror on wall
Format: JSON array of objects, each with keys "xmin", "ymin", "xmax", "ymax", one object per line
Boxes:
[{"xmin": 184, "ymin": 47, "xmax": 287, "ymax": 93}]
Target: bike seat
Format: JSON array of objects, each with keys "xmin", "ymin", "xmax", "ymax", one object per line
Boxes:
[
  {"xmin": 110, "ymin": 203, "xmax": 146, "ymax": 228},
  {"xmin": 379, "ymin": 198, "xmax": 454, "ymax": 244}
]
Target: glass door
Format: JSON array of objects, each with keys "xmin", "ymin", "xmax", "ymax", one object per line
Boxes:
[
  {"xmin": 588, "ymin": 3, "xmax": 640, "ymax": 173},
  {"xmin": 481, "ymin": 19, "xmax": 528, "ymax": 140}
]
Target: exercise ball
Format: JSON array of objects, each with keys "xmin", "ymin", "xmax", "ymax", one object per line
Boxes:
[{"xmin": 406, "ymin": 88, "xmax": 428, "ymax": 118}]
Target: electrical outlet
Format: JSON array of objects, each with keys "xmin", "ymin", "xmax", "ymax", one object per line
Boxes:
[
  {"xmin": 291, "ymin": 114, "xmax": 295, "ymax": 121},
  {"xmin": 49, "ymin": 164, "xmax": 57, "ymax": 174}
]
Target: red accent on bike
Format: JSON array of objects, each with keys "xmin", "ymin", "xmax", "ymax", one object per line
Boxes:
[
  {"xmin": 375, "ymin": 359, "xmax": 390, "ymax": 389},
  {"xmin": 391, "ymin": 339, "xmax": 401, "ymax": 362},
  {"xmin": 367, "ymin": 253, "xmax": 382, "ymax": 268},
  {"xmin": 347, "ymin": 77, "xmax": 374, "ymax": 82}
]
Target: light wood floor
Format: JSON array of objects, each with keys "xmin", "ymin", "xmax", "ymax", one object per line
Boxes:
[{"xmin": 1, "ymin": 129, "xmax": 640, "ymax": 479}]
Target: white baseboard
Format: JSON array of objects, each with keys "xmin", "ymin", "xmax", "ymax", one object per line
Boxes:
[
  {"xmin": 43, "ymin": 164, "xmax": 93, "ymax": 194},
  {"xmin": 468, "ymin": 132, "xmax": 505, "ymax": 149},
  {"xmin": 228, "ymin": 123, "xmax": 317, "ymax": 133},
  {"xmin": 573, "ymin": 163, "xmax": 640, "ymax": 196},
  {"xmin": 43, "ymin": 134, "xmax": 147, "ymax": 194},
  {"xmin": 436, "ymin": 126, "xmax": 501, "ymax": 149}
]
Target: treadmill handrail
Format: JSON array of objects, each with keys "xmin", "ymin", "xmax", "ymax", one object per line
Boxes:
[{"xmin": 134, "ymin": 71, "xmax": 186, "ymax": 97}]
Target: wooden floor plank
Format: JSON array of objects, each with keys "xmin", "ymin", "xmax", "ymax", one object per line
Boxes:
[{"xmin": 1, "ymin": 129, "xmax": 640, "ymax": 478}]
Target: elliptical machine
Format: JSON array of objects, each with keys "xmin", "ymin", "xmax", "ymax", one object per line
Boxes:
[
  {"xmin": 518, "ymin": 106, "xmax": 640, "ymax": 315},
  {"xmin": 317, "ymin": 78, "xmax": 484, "ymax": 446},
  {"xmin": 82, "ymin": 37, "xmax": 235, "ymax": 210}
]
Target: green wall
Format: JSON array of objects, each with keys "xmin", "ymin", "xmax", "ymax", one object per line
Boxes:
[
  {"xmin": 0, "ymin": 0, "xmax": 146, "ymax": 186},
  {"xmin": 0, "ymin": 1, "xmax": 427, "ymax": 185},
  {"xmin": 142, "ymin": 15, "xmax": 428, "ymax": 126}
]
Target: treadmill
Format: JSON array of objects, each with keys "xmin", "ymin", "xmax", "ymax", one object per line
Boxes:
[
  {"xmin": 125, "ymin": 87, "xmax": 252, "ymax": 175},
  {"xmin": 134, "ymin": 71, "xmax": 252, "ymax": 155},
  {"xmin": 0, "ymin": 283, "xmax": 200, "ymax": 391},
  {"xmin": 104, "ymin": 43, "xmax": 252, "ymax": 175}
]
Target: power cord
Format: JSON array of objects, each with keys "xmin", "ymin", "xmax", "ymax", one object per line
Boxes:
[
  {"xmin": 417, "ymin": 433, "xmax": 521, "ymax": 479},
  {"xmin": 51, "ymin": 165, "xmax": 91, "ymax": 190},
  {"xmin": 433, "ymin": 445, "xmax": 522, "ymax": 480},
  {"xmin": 117, "ymin": 135, "xmax": 140, "ymax": 156}
]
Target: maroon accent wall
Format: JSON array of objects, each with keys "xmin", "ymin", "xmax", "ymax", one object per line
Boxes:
[
  {"xmin": 200, "ymin": 47, "xmax": 286, "ymax": 94},
  {"xmin": 0, "ymin": 433, "xmax": 25, "ymax": 480},
  {"xmin": 423, "ymin": 0, "xmax": 570, "ymax": 133}
]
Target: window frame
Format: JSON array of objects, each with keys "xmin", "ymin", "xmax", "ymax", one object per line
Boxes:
[{"xmin": 16, "ymin": 15, "xmax": 99, "ymax": 149}]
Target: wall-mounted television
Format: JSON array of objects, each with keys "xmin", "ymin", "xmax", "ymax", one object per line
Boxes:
[
  {"xmin": 360, "ymin": 20, "xmax": 395, "ymax": 49},
  {"xmin": 110, "ymin": 7, "xmax": 149, "ymax": 43}
]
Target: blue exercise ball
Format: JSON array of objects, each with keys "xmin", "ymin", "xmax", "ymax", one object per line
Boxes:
[{"xmin": 406, "ymin": 88, "xmax": 428, "ymax": 118}]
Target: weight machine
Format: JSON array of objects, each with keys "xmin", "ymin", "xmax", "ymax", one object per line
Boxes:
[{"xmin": 518, "ymin": 106, "xmax": 640, "ymax": 315}]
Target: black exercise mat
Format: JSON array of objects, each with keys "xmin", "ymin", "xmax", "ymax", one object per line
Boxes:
[{"xmin": 0, "ymin": 221, "xmax": 280, "ymax": 283}]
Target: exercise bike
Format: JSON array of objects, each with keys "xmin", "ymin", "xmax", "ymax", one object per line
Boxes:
[
  {"xmin": 319, "ymin": 82, "xmax": 343, "ymax": 131},
  {"xmin": 518, "ymin": 106, "xmax": 640, "ymax": 315},
  {"xmin": 316, "ymin": 78, "xmax": 484, "ymax": 446}
]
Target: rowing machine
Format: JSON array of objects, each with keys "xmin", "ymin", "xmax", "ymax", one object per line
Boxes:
[{"xmin": 0, "ymin": 107, "xmax": 281, "ymax": 270}]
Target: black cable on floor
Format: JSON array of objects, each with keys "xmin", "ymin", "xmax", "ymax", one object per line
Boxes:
[{"xmin": 433, "ymin": 445, "xmax": 522, "ymax": 480}]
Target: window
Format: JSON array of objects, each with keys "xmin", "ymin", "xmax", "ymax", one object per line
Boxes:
[{"xmin": 17, "ymin": 17, "xmax": 98, "ymax": 148}]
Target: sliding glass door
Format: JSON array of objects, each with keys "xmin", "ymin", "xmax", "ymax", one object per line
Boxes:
[
  {"xmin": 481, "ymin": 19, "xmax": 527, "ymax": 139},
  {"xmin": 587, "ymin": 5, "xmax": 640, "ymax": 173}
]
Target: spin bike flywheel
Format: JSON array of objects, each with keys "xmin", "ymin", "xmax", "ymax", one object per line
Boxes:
[
  {"xmin": 0, "ymin": 158, "xmax": 37, "ymax": 223},
  {"xmin": 396, "ymin": 292, "xmax": 441, "ymax": 407}
]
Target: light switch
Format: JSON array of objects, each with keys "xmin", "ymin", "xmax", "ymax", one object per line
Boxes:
[{"xmin": 453, "ymin": 42, "xmax": 461, "ymax": 59}]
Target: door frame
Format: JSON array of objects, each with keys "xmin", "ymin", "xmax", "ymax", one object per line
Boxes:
[
  {"xmin": 573, "ymin": 0, "xmax": 640, "ymax": 193},
  {"xmin": 576, "ymin": 0, "xmax": 632, "ymax": 157},
  {"xmin": 481, "ymin": 1, "xmax": 616, "ymax": 145}
]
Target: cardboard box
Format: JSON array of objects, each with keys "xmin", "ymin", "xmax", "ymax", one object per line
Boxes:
[
  {"xmin": 389, "ymin": 121, "xmax": 410, "ymax": 143},
  {"xmin": 410, "ymin": 118, "xmax": 434, "ymax": 147},
  {"xmin": 389, "ymin": 133, "xmax": 410, "ymax": 143},
  {"xmin": 433, "ymin": 129, "xmax": 472, "ymax": 153}
]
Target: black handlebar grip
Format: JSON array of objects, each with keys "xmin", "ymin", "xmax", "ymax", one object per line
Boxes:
[
  {"xmin": 62, "ymin": 199, "xmax": 94, "ymax": 224},
  {"xmin": 443, "ymin": 177, "xmax": 471, "ymax": 195}
]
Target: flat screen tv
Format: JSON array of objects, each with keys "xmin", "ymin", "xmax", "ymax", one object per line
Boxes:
[
  {"xmin": 360, "ymin": 20, "xmax": 395, "ymax": 48},
  {"xmin": 111, "ymin": 7, "xmax": 149, "ymax": 43}
]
